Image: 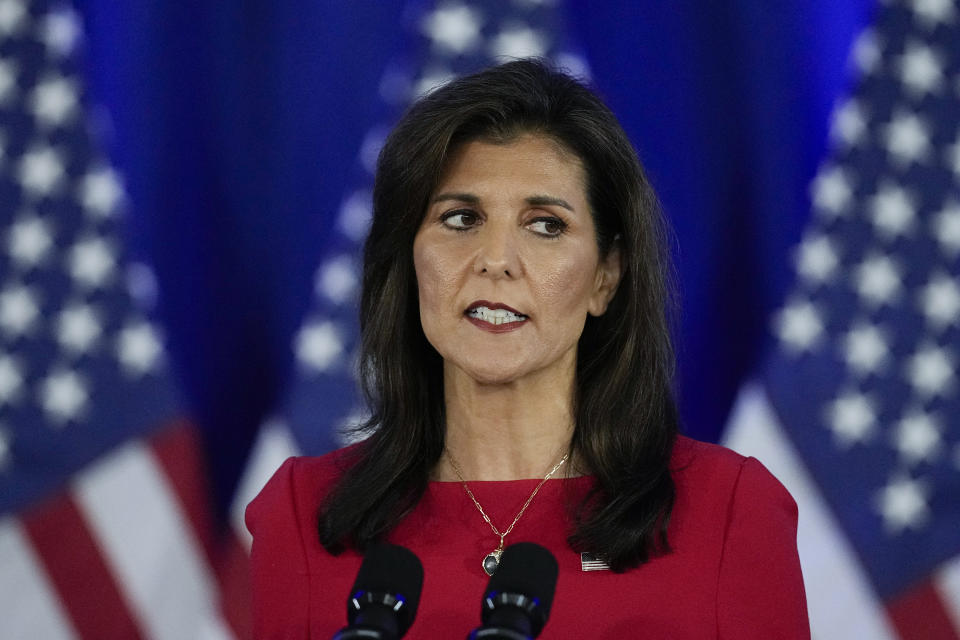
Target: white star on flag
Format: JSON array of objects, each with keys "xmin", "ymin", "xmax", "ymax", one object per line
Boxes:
[
  {"xmin": 39, "ymin": 7, "xmax": 82, "ymax": 57},
  {"xmin": 124, "ymin": 262, "xmax": 159, "ymax": 310},
  {"xmin": 911, "ymin": 0, "xmax": 956, "ymax": 29},
  {"xmin": 904, "ymin": 344, "xmax": 954, "ymax": 397},
  {"xmin": 892, "ymin": 408, "xmax": 942, "ymax": 465},
  {"xmin": 56, "ymin": 303, "xmax": 102, "ymax": 356},
  {"xmin": 0, "ymin": 284, "xmax": 40, "ymax": 337},
  {"xmin": 39, "ymin": 367, "xmax": 89, "ymax": 424},
  {"xmin": 883, "ymin": 111, "xmax": 931, "ymax": 167},
  {"xmin": 796, "ymin": 234, "xmax": 840, "ymax": 284},
  {"xmin": 489, "ymin": 24, "xmax": 548, "ymax": 59},
  {"xmin": 826, "ymin": 390, "xmax": 877, "ymax": 447},
  {"xmin": 68, "ymin": 236, "xmax": 115, "ymax": 288},
  {"xmin": 918, "ymin": 271, "xmax": 960, "ymax": 329},
  {"xmin": 29, "ymin": 74, "xmax": 78, "ymax": 128},
  {"xmin": 854, "ymin": 254, "xmax": 902, "ymax": 306},
  {"xmin": 831, "ymin": 98, "xmax": 868, "ymax": 147},
  {"xmin": 0, "ymin": 0, "xmax": 27, "ymax": 37},
  {"xmin": 775, "ymin": 298, "xmax": 824, "ymax": 352},
  {"xmin": 811, "ymin": 165, "xmax": 854, "ymax": 216},
  {"xmin": 116, "ymin": 321, "xmax": 162, "ymax": 376},
  {"xmin": 422, "ymin": 4, "xmax": 484, "ymax": 55},
  {"xmin": 843, "ymin": 322, "xmax": 889, "ymax": 376},
  {"xmin": 79, "ymin": 167, "xmax": 124, "ymax": 217},
  {"xmin": 337, "ymin": 190, "xmax": 372, "ymax": 242},
  {"xmin": 7, "ymin": 215, "xmax": 54, "ymax": 268},
  {"xmin": 17, "ymin": 145, "xmax": 65, "ymax": 197},
  {"xmin": 852, "ymin": 28, "xmax": 882, "ymax": 75},
  {"xmin": 317, "ymin": 256, "xmax": 359, "ymax": 305},
  {"xmin": 870, "ymin": 183, "xmax": 916, "ymax": 238},
  {"xmin": 296, "ymin": 321, "xmax": 344, "ymax": 372},
  {"xmin": 897, "ymin": 41, "xmax": 943, "ymax": 96},
  {"xmin": 874, "ymin": 474, "xmax": 931, "ymax": 534},
  {"xmin": 358, "ymin": 127, "xmax": 388, "ymax": 174}
]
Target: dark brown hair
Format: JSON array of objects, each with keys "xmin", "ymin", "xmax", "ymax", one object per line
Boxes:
[{"xmin": 318, "ymin": 58, "xmax": 678, "ymax": 571}]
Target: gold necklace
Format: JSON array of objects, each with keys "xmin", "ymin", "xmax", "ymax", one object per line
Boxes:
[{"xmin": 446, "ymin": 451, "xmax": 569, "ymax": 576}]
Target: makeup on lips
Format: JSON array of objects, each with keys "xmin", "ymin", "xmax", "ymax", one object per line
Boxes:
[{"xmin": 464, "ymin": 300, "xmax": 528, "ymax": 333}]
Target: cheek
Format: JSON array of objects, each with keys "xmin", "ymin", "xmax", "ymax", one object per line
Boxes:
[
  {"xmin": 413, "ymin": 237, "xmax": 460, "ymax": 315},
  {"xmin": 531, "ymin": 247, "xmax": 599, "ymax": 313}
]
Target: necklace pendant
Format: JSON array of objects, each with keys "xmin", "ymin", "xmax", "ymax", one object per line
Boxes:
[{"xmin": 482, "ymin": 548, "xmax": 503, "ymax": 576}]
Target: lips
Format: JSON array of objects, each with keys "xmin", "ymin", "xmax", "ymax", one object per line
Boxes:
[
  {"xmin": 465, "ymin": 300, "xmax": 528, "ymax": 329},
  {"xmin": 466, "ymin": 300, "xmax": 526, "ymax": 315}
]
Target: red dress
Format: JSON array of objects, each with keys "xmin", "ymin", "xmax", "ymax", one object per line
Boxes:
[{"xmin": 246, "ymin": 435, "xmax": 810, "ymax": 639}]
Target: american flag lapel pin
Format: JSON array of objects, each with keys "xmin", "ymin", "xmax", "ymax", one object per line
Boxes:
[{"xmin": 580, "ymin": 552, "xmax": 609, "ymax": 571}]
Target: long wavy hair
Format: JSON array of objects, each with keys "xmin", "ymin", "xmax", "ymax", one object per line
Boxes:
[{"xmin": 318, "ymin": 59, "xmax": 678, "ymax": 571}]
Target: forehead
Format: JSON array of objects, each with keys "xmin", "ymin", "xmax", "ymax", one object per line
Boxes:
[{"xmin": 435, "ymin": 134, "xmax": 587, "ymax": 195}]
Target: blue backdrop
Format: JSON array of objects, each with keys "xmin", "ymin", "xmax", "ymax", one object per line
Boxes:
[{"xmin": 72, "ymin": 0, "xmax": 875, "ymax": 513}]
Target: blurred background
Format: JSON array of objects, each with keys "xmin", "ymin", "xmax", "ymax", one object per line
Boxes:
[{"xmin": 2, "ymin": 0, "xmax": 958, "ymax": 638}]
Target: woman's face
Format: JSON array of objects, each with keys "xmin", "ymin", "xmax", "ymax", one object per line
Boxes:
[{"xmin": 413, "ymin": 134, "xmax": 620, "ymax": 386}]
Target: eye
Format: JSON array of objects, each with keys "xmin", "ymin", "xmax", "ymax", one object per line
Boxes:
[
  {"xmin": 441, "ymin": 209, "xmax": 481, "ymax": 230},
  {"xmin": 527, "ymin": 216, "xmax": 568, "ymax": 237}
]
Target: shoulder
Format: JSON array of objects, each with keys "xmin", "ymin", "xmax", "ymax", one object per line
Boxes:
[
  {"xmin": 244, "ymin": 442, "xmax": 364, "ymax": 537},
  {"xmin": 671, "ymin": 435, "xmax": 795, "ymax": 503},
  {"xmin": 670, "ymin": 433, "xmax": 750, "ymax": 473},
  {"xmin": 668, "ymin": 435, "xmax": 798, "ymax": 529}
]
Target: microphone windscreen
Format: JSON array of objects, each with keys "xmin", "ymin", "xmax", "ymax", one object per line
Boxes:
[
  {"xmin": 486, "ymin": 542, "xmax": 559, "ymax": 620},
  {"xmin": 352, "ymin": 543, "xmax": 425, "ymax": 622}
]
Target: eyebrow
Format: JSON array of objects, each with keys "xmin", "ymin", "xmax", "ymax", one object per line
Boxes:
[
  {"xmin": 431, "ymin": 192, "xmax": 479, "ymax": 205},
  {"xmin": 430, "ymin": 192, "xmax": 575, "ymax": 212},
  {"xmin": 526, "ymin": 195, "xmax": 575, "ymax": 212}
]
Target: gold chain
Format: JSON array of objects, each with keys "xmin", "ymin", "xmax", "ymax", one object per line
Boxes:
[{"xmin": 446, "ymin": 451, "xmax": 569, "ymax": 552}]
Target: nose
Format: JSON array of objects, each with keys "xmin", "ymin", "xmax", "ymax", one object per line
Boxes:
[{"xmin": 474, "ymin": 222, "xmax": 522, "ymax": 279}]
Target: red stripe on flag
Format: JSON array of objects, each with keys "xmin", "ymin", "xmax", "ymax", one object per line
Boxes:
[
  {"xmin": 22, "ymin": 492, "xmax": 144, "ymax": 640},
  {"xmin": 150, "ymin": 418, "xmax": 217, "ymax": 562},
  {"xmin": 886, "ymin": 579, "xmax": 960, "ymax": 640},
  {"xmin": 150, "ymin": 418, "xmax": 252, "ymax": 639}
]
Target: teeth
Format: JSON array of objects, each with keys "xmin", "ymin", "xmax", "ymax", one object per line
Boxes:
[{"xmin": 467, "ymin": 306, "xmax": 527, "ymax": 325}]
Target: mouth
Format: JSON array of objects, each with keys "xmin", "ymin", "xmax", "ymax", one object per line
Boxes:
[{"xmin": 464, "ymin": 301, "xmax": 528, "ymax": 328}]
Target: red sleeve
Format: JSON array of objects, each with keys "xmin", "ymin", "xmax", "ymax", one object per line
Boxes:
[
  {"xmin": 716, "ymin": 457, "xmax": 810, "ymax": 639},
  {"xmin": 245, "ymin": 457, "xmax": 311, "ymax": 639}
]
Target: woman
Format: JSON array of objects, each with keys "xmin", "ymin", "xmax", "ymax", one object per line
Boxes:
[{"xmin": 247, "ymin": 59, "xmax": 809, "ymax": 638}]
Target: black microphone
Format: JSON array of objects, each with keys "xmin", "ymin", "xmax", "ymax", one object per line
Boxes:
[
  {"xmin": 467, "ymin": 542, "xmax": 559, "ymax": 640},
  {"xmin": 332, "ymin": 543, "xmax": 424, "ymax": 640}
]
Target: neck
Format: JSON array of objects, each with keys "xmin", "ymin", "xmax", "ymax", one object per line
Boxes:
[{"xmin": 436, "ymin": 362, "xmax": 577, "ymax": 482}]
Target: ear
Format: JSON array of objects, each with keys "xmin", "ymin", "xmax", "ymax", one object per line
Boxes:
[{"xmin": 588, "ymin": 240, "xmax": 622, "ymax": 317}]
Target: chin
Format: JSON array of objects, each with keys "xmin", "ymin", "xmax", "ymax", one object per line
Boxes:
[
  {"xmin": 467, "ymin": 368, "xmax": 524, "ymax": 386},
  {"xmin": 455, "ymin": 360, "xmax": 530, "ymax": 386}
]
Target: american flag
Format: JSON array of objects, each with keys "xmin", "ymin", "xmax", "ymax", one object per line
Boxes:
[
  {"xmin": 0, "ymin": 0, "xmax": 246, "ymax": 637},
  {"xmin": 232, "ymin": 0, "xmax": 590, "ymax": 545},
  {"xmin": 726, "ymin": 0, "xmax": 960, "ymax": 637}
]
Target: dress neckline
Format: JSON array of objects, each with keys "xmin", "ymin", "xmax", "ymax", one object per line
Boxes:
[{"xmin": 427, "ymin": 474, "xmax": 594, "ymax": 487}]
